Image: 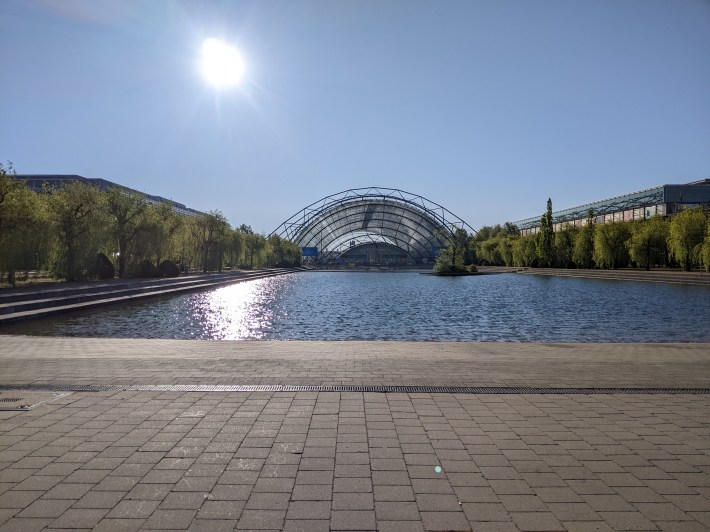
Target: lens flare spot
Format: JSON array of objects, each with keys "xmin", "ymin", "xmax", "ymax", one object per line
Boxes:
[{"xmin": 200, "ymin": 37, "xmax": 245, "ymax": 88}]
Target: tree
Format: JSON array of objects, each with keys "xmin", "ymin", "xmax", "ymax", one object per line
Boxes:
[
  {"xmin": 555, "ymin": 224, "xmax": 577, "ymax": 268},
  {"xmin": 667, "ymin": 207, "xmax": 707, "ymax": 271},
  {"xmin": 627, "ymin": 216, "xmax": 669, "ymax": 270},
  {"xmin": 0, "ymin": 163, "xmax": 51, "ymax": 285},
  {"xmin": 266, "ymin": 234, "xmax": 302, "ymax": 267},
  {"xmin": 104, "ymin": 187, "xmax": 147, "ymax": 278},
  {"xmin": 536, "ymin": 198, "xmax": 555, "ymax": 267},
  {"xmin": 47, "ymin": 181, "xmax": 105, "ymax": 281},
  {"xmin": 191, "ymin": 210, "xmax": 230, "ymax": 272},
  {"xmin": 434, "ymin": 228, "xmax": 470, "ymax": 272},
  {"xmin": 226, "ymin": 229, "xmax": 244, "ymax": 268},
  {"xmin": 701, "ymin": 225, "xmax": 710, "ymax": 273},
  {"xmin": 512, "ymin": 235, "xmax": 537, "ymax": 267},
  {"xmin": 496, "ymin": 236, "xmax": 515, "ymax": 266},
  {"xmin": 477, "ymin": 237, "xmax": 503, "ymax": 265},
  {"xmin": 593, "ymin": 222, "xmax": 631, "ymax": 269},
  {"xmin": 244, "ymin": 233, "xmax": 267, "ymax": 268},
  {"xmin": 572, "ymin": 210, "xmax": 595, "ymax": 269}
]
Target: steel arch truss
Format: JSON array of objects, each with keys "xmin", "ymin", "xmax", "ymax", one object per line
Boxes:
[{"xmin": 272, "ymin": 187, "xmax": 474, "ymax": 264}]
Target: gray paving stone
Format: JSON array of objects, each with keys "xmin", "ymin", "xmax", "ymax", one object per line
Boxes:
[
  {"xmin": 330, "ymin": 509, "xmax": 376, "ymax": 530},
  {"xmin": 236, "ymin": 509, "xmax": 285, "ymax": 530}
]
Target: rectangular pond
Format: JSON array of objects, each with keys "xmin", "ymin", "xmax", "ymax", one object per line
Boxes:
[{"xmin": 2, "ymin": 272, "xmax": 710, "ymax": 342}]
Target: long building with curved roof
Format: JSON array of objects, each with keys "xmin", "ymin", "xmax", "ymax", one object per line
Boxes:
[{"xmin": 513, "ymin": 179, "xmax": 710, "ymax": 236}]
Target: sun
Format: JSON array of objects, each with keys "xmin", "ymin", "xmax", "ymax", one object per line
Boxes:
[{"xmin": 200, "ymin": 38, "xmax": 245, "ymax": 88}]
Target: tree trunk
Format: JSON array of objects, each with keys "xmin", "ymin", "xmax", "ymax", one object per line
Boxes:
[{"xmin": 118, "ymin": 238, "xmax": 127, "ymax": 278}]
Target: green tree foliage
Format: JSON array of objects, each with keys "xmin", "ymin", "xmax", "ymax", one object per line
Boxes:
[
  {"xmin": 572, "ymin": 210, "xmax": 595, "ymax": 269},
  {"xmin": 190, "ymin": 210, "xmax": 230, "ymax": 272},
  {"xmin": 701, "ymin": 225, "xmax": 710, "ymax": 273},
  {"xmin": 0, "ymin": 164, "xmax": 51, "ymax": 285},
  {"xmin": 477, "ymin": 237, "xmax": 503, "ymax": 266},
  {"xmin": 434, "ymin": 228, "xmax": 470, "ymax": 273},
  {"xmin": 593, "ymin": 222, "xmax": 631, "ymax": 269},
  {"xmin": 266, "ymin": 234, "xmax": 301, "ymax": 267},
  {"xmin": 536, "ymin": 198, "xmax": 555, "ymax": 267},
  {"xmin": 667, "ymin": 207, "xmax": 708, "ymax": 271},
  {"xmin": 555, "ymin": 224, "xmax": 577, "ymax": 268},
  {"xmin": 225, "ymin": 229, "xmax": 244, "ymax": 269},
  {"xmin": 496, "ymin": 236, "xmax": 515, "ymax": 266},
  {"xmin": 47, "ymin": 181, "xmax": 106, "ymax": 281},
  {"xmin": 627, "ymin": 216, "xmax": 669, "ymax": 270},
  {"xmin": 512, "ymin": 235, "xmax": 537, "ymax": 267},
  {"xmin": 244, "ymin": 232, "xmax": 267, "ymax": 268},
  {"xmin": 104, "ymin": 187, "xmax": 148, "ymax": 278}
]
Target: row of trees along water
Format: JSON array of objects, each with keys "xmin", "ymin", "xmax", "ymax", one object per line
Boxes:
[
  {"xmin": 436, "ymin": 198, "xmax": 710, "ymax": 273},
  {"xmin": 0, "ymin": 164, "xmax": 301, "ymax": 286}
]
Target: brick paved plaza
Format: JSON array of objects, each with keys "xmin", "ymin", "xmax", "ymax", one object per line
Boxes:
[{"xmin": 0, "ymin": 337, "xmax": 709, "ymax": 531}]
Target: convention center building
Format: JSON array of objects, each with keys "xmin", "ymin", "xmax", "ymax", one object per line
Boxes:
[{"xmin": 513, "ymin": 179, "xmax": 710, "ymax": 236}]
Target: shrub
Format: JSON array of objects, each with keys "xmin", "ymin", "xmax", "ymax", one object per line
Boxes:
[
  {"xmin": 133, "ymin": 259, "xmax": 162, "ymax": 278},
  {"xmin": 158, "ymin": 260, "xmax": 180, "ymax": 278}
]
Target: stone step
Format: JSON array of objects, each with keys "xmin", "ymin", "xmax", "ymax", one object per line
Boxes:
[
  {"xmin": 516, "ymin": 268, "xmax": 710, "ymax": 285},
  {"xmin": 0, "ymin": 269, "xmax": 299, "ymax": 324}
]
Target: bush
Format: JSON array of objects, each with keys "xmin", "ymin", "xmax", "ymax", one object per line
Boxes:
[
  {"xmin": 95, "ymin": 253, "xmax": 115, "ymax": 279},
  {"xmin": 133, "ymin": 259, "xmax": 162, "ymax": 278},
  {"xmin": 158, "ymin": 260, "xmax": 180, "ymax": 278}
]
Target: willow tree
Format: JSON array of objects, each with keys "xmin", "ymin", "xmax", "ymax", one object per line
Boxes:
[
  {"xmin": 0, "ymin": 164, "xmax": 51, "ymax": 284},
  {"xmin": 627, "ymin": 216, "xmax": 669, "ymax": 270},
  {"xmin": 572, "ymin": 209, "xmax": 595, "ymax": 268},
  {"xmin": 191, "ymin": 210, "xmax": 230, "ymax": 272},
  {"xmin": 48, "ymin": 181, "xmax": 106, "ymax": 281},
  {"xmin": 593, "ymin": 222, "xmax": 631, "ymax": 269},
  {"xmin": 667, "ymin": 207, "xmax": 707, "ymax": 271},
  {"xmin": 104, "ymin": 187, "xmax": 148, "ymax": 278}
]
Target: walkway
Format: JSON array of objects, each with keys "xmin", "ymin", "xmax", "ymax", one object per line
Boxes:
[{"xmin": 0, "ymin": 339, "xmax": 709, "ymax": 531}]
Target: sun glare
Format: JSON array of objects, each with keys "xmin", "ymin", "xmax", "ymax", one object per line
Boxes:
[{"xmin": 200, "ymin": 38, "xmax": 245, "ymax": 88}]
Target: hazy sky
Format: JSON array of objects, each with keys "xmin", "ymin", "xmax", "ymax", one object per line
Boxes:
[{"xmin": 1, "ymin": 0, "xmax": 708, "ymax": 233}]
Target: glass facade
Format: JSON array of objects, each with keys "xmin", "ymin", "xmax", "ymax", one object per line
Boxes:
[
  {"xmin": 515, "ymin": 180, "xmax": 710, "ymax": 235},
  {"xmin": 272, "ymin": 187, "xmax": 474, "ymax": 265}
]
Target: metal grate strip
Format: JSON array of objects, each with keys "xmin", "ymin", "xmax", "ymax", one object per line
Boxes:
[{"xmin": 0, "ymin": 384, "xmax": 708, "ymax": 394}]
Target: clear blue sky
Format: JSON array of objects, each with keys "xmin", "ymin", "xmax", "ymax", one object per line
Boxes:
[{"xmin": 1, "ymin": 0, "xmax": 708, "ymax": 233}]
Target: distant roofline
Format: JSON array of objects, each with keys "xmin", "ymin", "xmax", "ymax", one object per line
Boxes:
[
  {"xmin": 15, "ymin": 173, "xmax": 205, "ymax": 216},
  {"xmin": 512, "ymin": 179, "xmax": 709, "ymax": 228}
]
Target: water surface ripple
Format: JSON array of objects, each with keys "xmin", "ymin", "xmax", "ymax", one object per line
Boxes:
[{"xmin": 4, "ymin": 272, "xmax": 710, "ymax": 342}]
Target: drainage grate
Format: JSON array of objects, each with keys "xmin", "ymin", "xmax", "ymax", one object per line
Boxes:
[
  {"xmin": 0, "ymin": 384, "xmax": 708, "ymax": 394},
  {"xmin": 0, "ymin": 397, "xmax": 24, "ymax": 402}
]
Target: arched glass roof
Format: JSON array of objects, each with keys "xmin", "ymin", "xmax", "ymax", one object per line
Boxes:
[{"xmin": 272, "ymin": 187, "xmax": 474, "ymax": 263}]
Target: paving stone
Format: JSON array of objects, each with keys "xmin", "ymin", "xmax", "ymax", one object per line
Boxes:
[
  {"xmin": 245, "ymin": 492, "xmax": 290, "ymax": 510},
  {"xmin": 286, "ymin": 500, "xmax": 330, "ymax": 519},
  {"xmin": 330, "ymin": 510, "xmax": 376, "ymax": 530},
  {"xmin": 333, "ymin": 477, "xmax": 372, "ymax": 492},
  {"xmin": 93, "ymin": 518, "xmax": 146, "ymax": 532},
  {"xmin": 420, "ymin": 510, "xmax": 471, "ymax": 531},
  {"xmin": 236, "ymin": 509, "xmax": 285, "ymax": 530},
  {"xmin": 462, "ymin": 502, "xmax": 511, "ymax": 522},
  {"xmin": 597, "ymin": 511, "xmax": 658, "ymax": 530},
  {"xmin": 141, "ymin": 509, "xmax": 197, "ymax": 529},
  {"xmin": 332, "ymin": 492, "xmax": 373, "ymax": 510},
  {"xmin": 282, "ymin": 519, "xmax": 330, "ymax": 532},
  {"xmin": 73, "ymin": 491, "xmax": 126, "ymax": 509},
  {"xmin": 17, "ymin": 498, "xmax": 74, "ymax": 518},
  {"xmin": 0, "ymin": 490, "xmax": 44, "ymax": 509},
  {"xmin": 49, "ymin": 508, "xmax": 108, "ymax": 528},
  {"xmin": 510, "ymin": 511, "xmax": 565, "ymax": 531},
  {"xmin": 197, "ymin": 500, "xmax": 245, "ymax": 520}
]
